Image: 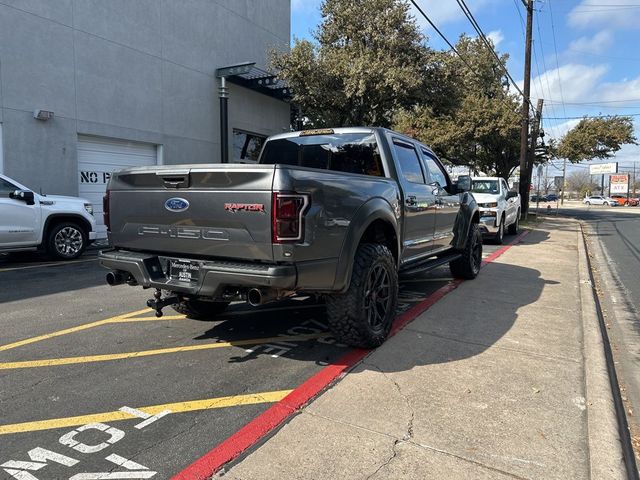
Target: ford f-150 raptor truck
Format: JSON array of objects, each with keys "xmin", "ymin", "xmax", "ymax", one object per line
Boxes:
[
  {"xmin": 100, "ymin": 128, "xmax": 481, "ymax": 347},
  {"xmin": 1, "ymin": 173, "xmax": 97, "ymax": 259}
]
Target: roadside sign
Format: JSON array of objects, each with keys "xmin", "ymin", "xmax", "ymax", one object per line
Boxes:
[
  {"xmin": 610, "ymin": 174, "xmax": 629, "ymax": 194},
  {"xmin": 554, "ymin": 176, "xmax": 563, "ymax": 188},
  {"xmin": 589, "ymin": 163, "xmax": 618, "ymax": 175}
]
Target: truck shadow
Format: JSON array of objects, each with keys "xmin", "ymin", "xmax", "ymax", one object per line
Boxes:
[
  {"xmin": 0, "ymin": 252, "xmax": 104, "ymax": 303},
  {"xmin": 193, "ymin": 258, "xmax": 553, "ymax": 370}
]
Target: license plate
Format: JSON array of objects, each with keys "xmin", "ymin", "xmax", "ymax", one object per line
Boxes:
[{"xmin": 169, "ymin": 259, "xmax": 200, "ymax": 283}]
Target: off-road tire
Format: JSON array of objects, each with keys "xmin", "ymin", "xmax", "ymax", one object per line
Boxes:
[
  {"xmin": 493, "ymin": 216, "xmax": 505, "ymax": 244},
  {"xmin": 326, "ymin": 243, "xmax": 398, "ymax": 348},
  {"xmin": 172, "ymin": 299, "xmax": 230, "ymax": 320},
  {"xmin": 47, "ymin": 222, "xmax": 87, "ymax": 260},
  {"xmin": 507, "ymin": 210, "xmax": 520, "ymax": 235},
  {"xmin": 449, "ymin": 223, "xmax": 482, "ymax": 280}
]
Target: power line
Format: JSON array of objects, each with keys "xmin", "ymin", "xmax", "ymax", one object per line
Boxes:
[
  {"xmin": 547, "ymin": 99, "xmax": 640, "ymax": 105},
  {"xmin": 454, "ymin": 0, "xmax": 535, "ymax": 112},
  {"xmin": 547, "ymin": 0, "xmax": 568, "ymax": 121},
  {"xmin": 545, "ymin": 113, "xmax": 640, "ymax": 119}
]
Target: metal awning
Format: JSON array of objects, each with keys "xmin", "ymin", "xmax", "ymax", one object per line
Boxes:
[{"xmin": 216, "ymin": 62, "xmax": 292, "ymax": 101}]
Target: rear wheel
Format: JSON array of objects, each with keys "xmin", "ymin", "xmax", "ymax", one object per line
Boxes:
[
  {"xmin": 47, "ymin": 222, "xmax": 87, "ymax": 260},
  {"xmin": 450, "ymin": 223, "xmax": 482, "ymax": 280},
  {"xmin": 172, "ymin": 299, "xmax": 230, "ymax": 320},
  {"xmin": 326, "ymin": 243, "xmax": 398, "ymax": 348},
  {"xmin": 508, "ymin": 211, "xmax": 520, "ymax": 235}
]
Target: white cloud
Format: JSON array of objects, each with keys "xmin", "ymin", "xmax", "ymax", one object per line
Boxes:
[
  {"xmin": 567, "ymin": 30, "xmax": 613, "ymax": 55},
  {"xmin": 568, "ymin": 0, "xmax": 640, "ymax": 29},
  {"xmin": 486, "ymin": 29, "xmax": 504, "ymax": 48},
  {"xmin": 520, "ymin": 63, "xmax": 609, "ymax": 104}
]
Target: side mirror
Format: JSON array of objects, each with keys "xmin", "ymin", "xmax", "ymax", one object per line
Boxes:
[
  {"xmin": 506, "ymin": 191, "xmax": 518, "ymax": 200},
  {"xmin": 456, "ymin": 175, "xmax": 471, "ymax": 193},
  {"xmin": 9, "ymin": 189, "xmax": 35, "ymax": 206}
]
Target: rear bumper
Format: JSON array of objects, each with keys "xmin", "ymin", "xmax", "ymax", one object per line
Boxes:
[{"xmin": 99, "ymin": 249, "xmax": 297, "ymax": 298}]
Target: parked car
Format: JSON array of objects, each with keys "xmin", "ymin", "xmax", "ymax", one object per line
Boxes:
[
  {"xmin": 611, "ymin": 195, "xmax": 639, "ymax": 206},
  {"xmin": 546, "ymin": 193, "xmax": 559, "ymax": 202},
  {"xmin": 583, "ymin": 195, "xmax": 618, "ymax": 206},
  {"xmin": 0, "ymin": 174, "xmax": 97, "ymax": 259},
  {"xmin": 100, "ymin": 127, "xmax": 482, "ymax": 348},
  {"xmin": 470, "ymin": 177, "xmax": 520, "ymax": 244},
  {"xmin": 530, "ymin": 194, "xmax": 548, "ymax": 202}
]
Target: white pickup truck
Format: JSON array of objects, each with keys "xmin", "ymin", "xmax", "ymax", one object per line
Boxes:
[
  {"xmin": 470, "ymin": 176, "xmax": 521, "ymax": 244},
  {"xmin": 0, "ymin": 174, "xmax": 97, "ymax": 259}
]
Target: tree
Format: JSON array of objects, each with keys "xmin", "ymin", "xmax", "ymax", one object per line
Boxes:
[
  {"xmin": 557, "ymin": 116, "xmax": 637, "ymax": 163},
  {"xmin": 394, "ymin": 35, "xmax": 521, "ymax": 180},
  {"xmin": 271, "ymin": 0, "xmax": 432, "ymax": 128},
  {"xmin": 566, "ymin": 170, "xmax": 599, "ymax": 198}
]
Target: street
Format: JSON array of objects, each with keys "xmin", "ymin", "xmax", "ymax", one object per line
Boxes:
[
  {"xmin": 0, "ymin": 243, "xmax": 504, "ymax": 479},
  {"xmin": 554, "ymin": 203, "xmax": 640, "ymax": 455}
]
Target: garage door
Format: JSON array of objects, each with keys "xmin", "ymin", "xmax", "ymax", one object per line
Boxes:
[{"xmin": 78, "ymin": 135, "xmax": 158, "ymax": 238}]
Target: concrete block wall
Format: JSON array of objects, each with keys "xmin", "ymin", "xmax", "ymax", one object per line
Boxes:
[{"xmin": 0, "ymin": 0, "xmax": 291, "ymax": 195}]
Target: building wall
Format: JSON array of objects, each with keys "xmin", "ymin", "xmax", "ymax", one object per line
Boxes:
[{"xmin": 0, "ymin": 0, "xmax": 291, "ymax": 195}]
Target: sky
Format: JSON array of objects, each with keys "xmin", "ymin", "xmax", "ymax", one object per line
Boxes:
[{"xmin": 290, "ymin": 0, "xmax": 640, "ymax": 181}]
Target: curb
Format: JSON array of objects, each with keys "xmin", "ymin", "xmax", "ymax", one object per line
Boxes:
[
  {"xmin": 577, "ymin": 222, "xmax": 627, "ymax": 479},
  {"xmin": 172, "ymin": 230, "xmax": 530, "ymax": 480}
]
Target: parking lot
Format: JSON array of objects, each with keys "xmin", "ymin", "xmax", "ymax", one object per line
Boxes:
[{"xmin": 0, "ymin": 243, "xmax": 505, "ymax": 479}]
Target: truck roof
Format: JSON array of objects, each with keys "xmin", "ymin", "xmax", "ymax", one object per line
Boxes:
[
  {"xmin": 471, "ymin": 176, "xmax": 502, "ymax": 181},
  {"xmin": 266, "ymin": 127, "xmax": 438, "ymax": 157}
]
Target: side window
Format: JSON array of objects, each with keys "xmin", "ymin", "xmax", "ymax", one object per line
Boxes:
[
  {"xmin": 422, "ymin": 151, "xmax": 448, "ymax": 188},
  {"xmin": 393, "ymin": 141, "xmax": 425, "ymax": 184},
  {"xmin": 0, "ymin": 178, "xmax": 17, "ymax": 196},
  {"xmin": 501, "ymin": 179, "xmax": 509, "ymax": 195}
]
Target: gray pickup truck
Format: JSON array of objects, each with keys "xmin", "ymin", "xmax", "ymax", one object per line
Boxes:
[{"xmin": 100, "ymin": 127, "xmax": 481, "ymax": 347}]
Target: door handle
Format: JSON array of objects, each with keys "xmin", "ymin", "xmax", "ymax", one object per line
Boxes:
[{"xmin": 405, "ymin": 196, "xmax": 417, "ymax": 206}]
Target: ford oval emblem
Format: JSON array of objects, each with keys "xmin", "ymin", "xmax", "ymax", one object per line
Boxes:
[{"xmin": 165, "ymin": 197, "xmax": 189, "ymax": 212}]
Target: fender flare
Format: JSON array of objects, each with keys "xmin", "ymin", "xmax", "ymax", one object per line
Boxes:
[
  {"xmin": 333, "ymin": 197, "xmax": 400, "ymax": 292},
  {"xmin": 452, "ymin": 192, "xmax": 480, "ymax": 251}
]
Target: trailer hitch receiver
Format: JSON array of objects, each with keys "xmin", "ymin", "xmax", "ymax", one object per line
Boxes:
[{"xmin": 146, "ymin": 289, "xmax": 179, "ymax": 317}]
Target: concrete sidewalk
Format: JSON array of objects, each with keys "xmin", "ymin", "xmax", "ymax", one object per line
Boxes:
[{"xmin": 216, "ymin": 219, "xmax": 624, "ymax": 480}]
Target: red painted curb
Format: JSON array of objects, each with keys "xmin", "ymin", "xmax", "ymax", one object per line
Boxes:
[{"xmin": 172, "ymin": 229, "xmax": 530, "ymax": 480}]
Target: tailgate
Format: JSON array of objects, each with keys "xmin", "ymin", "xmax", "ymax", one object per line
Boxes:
[{"xmin": 107, "ymin": 164, "xmax": 275, "ymax": 261}]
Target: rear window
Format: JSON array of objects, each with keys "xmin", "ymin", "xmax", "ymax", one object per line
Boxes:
[{"xmin": 260, "ymin": 133, "xmax": 384, "ymax": 177}]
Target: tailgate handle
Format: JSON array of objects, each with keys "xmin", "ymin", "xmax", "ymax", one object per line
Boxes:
[{"xmin": 157, "ymin": 170, "xmax": 191, "ymax": 188}]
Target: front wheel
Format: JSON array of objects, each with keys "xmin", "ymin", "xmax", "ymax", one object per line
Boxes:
[
  {"xmin": 326, "ymin": 243, "xmax": 398, "ymax": 348},
  {"xmin": 172, "ymin": 299, "xmax": 230, "ymax": 320},
  {"xmin": 585, "ymin": 201, "xmax": 591, "ymax": 206},
  {"xmin": 493, "ymin": 217, "xmax": 504, "ymax": 245},
  {"xmin": 508, "ymin": 211, "xmax": 520, "ymax": 235},
  {"xmin": 450, "ymin": 223, "xmax": 482, "ymax": 280},
  {"xmin": 47, "ymin": 223, "xmax": 87, "ymax": 260}
]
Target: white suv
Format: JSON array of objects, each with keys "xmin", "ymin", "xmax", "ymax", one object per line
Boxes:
[{"xmin": 0, "ymin": 174, "xmax": 97, "ymax": 259}]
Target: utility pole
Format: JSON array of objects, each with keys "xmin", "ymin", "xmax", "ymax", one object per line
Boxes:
[
  {"xmin": 526, "ymin": 99, "xmax": 544, "ymax": 214},
  {"xmin": 518, "ymin": 0, "xmax": 534, "ymax": 218},
  {"xmin": 560, "ymin": 157, "xmax": 567, "ymax": 205}
]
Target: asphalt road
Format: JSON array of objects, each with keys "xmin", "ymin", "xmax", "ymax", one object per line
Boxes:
[
  {"xmin": 0, "ymin": 240, "xmax": 506, "ymax": 479},
  {"xmin": 553, "ymin": 203, "xmax": 640, "ymax": 452}
]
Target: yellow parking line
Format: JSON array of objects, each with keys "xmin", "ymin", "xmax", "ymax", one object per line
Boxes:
[
  {"xmin": 0, "ymin": 308, "xmax": 153, "ymax": 352},
  {"xmin": 0, "ymin": 333, "xmax": 326, "ymax": 370},
  {"xmin": 0, "ymin": 390, "xmax": 291, "ymax": 435},
  {"xmin": 112, "ymin": 315, "xmax": 187, "ymax": 322}
]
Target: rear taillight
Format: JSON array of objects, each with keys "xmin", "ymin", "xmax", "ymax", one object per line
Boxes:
[
  {"xmin": 272, "ymin": 192, "xmax": 309, "ymax": 243},
  {"xmin": 103, "ymin": 190, "xmax": 110, "ymax": 232}
]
